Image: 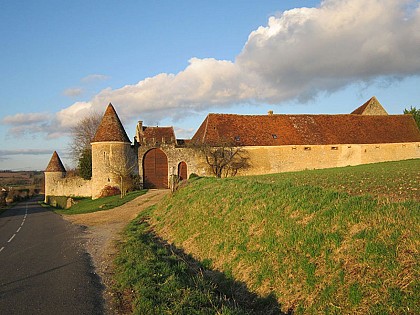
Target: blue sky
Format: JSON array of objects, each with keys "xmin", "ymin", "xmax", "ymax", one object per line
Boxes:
[{"xmin": 1, "ymin": 0, "xmax": 419, "ymax": 170}]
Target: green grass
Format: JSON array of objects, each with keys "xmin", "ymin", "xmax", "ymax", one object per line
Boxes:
[
  {"xmin": 114, "ymin": 207, "xmax": 282, "ymax": 314},
  {"xmin": 54, "ymin": 190, "xmax": 148, "ymax": 215},
  {"xmin": 260, "ymin": 159, "xmax": 420, "ymax": 202},
  {"xmin": 142, "ymin": 159, "xmax": 420, "ymax": 314}
]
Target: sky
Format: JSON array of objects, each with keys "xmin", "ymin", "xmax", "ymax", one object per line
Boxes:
[{"xmin": 1, "ymin": 0, "xmax": 419, "ymax": 171}]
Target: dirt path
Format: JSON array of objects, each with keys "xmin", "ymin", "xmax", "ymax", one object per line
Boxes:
[{"xmin": 63, "ymin": 189, "xmax": 170, "ymax": 314}]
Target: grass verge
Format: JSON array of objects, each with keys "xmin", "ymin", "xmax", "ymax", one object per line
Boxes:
[
  {"xmin": 114, "ymin": 206, "xmax": 284, "ymax": 314},
  {"xmin": 54, "ymin": 190, "xmax": 148, "ymax": 215}
]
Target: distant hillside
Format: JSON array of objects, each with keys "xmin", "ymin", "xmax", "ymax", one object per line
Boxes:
[
  {"xmin": 147, "ymin": 159, "xmax": 419, "ymax": 314},
  {"xmin": 0, "ymin": 171, "xmax": 44, "ymax": 192}
]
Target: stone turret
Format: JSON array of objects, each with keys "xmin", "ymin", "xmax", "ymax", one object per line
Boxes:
[
  {"xmin": 91, "ymin": 103, "xmax": 135, "ymax": 199},
  {"xmin": 44, "ymin": 151, "xmax": 66, "ymax": 202}
]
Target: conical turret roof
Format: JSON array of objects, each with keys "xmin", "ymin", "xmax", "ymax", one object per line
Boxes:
[
  {"xmin": 91, "ymin": 103, "xmax": 131, "ymax": 143},
  {"xmin": 45, "ymin": 151, "xmax": 66, "ymax": 172}
]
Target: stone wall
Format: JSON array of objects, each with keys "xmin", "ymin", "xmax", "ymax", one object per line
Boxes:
[
  {"xmin": 235, "ymin": 142, "xmax": 420, "ymax": 176},
  {"xmin": 138, "ymin": 142, "xmax": 420, "ymax": 184},
  {"xmin": 44, "ymin": 172, "xmax": 91, "ymax": 203},
  {"xmin": 45, "ymin": 141, "xmax": 419, "ymax": 201}
]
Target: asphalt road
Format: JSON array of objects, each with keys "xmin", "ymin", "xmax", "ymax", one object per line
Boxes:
[{"xmin": 0, "ymin": 196, "xmax": 104, "ymax": 314}]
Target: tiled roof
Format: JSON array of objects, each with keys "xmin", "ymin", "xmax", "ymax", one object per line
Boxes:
[
  {"xmin": 45, "ymin": 151, "xmax": 66, "ymax": 172},
  {"xmin": 191, "ymin": 113, "xmax": 420, "ymax": 146},
  {"xmin": 138, "ymin": 126, "xmax": 176, "ymax": 145},
  {"xmin": 91, "ymin": 103, "xmax": 131, "ymax": 143},
  {"xmin": 351, "ymin": 96, "xmax": 388, "ymax": 115}
]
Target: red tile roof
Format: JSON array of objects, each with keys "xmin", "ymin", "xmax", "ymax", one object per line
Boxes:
[
  {"xmin": 138, "ymin": 126, "xmax": 176, "ymax": 145},
  {"xmin": 191, "ymin": 113, "xmax": 420, "ymax": 146},
  {"xmin": 91, "ymin": 104, "xmax": 131, "ymax": 143},
  {"xmin": 45, "ymin": 151, "xmax": 66, "ymax": 172}
]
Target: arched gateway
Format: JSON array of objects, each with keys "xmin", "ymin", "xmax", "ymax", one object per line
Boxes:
[
  {"xmin": 178, "ymin": 161, "xmax": 188, "ymax": 181},
  {"xmin": 143, "ymin": 148, "xmax": 168, "ymax": 189}
]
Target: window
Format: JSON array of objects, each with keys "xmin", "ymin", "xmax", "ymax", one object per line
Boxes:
[
  {"xmin": 234, "ymin": 136, "xmax": 240, "ymax": 142},
  {"xmin": 272, "ymin": 134, "xmax": 277, "ymax": 139},
  {"xmin": 304, "ymin": 147, "xmax": 311, "ymax": 151},
  {"xmin": 331, "ymin": 146, "xmax": 338, "ymax": 150}
]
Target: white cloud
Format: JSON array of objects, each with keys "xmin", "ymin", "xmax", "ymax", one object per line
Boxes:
[
  {"xmin": 55, "ymin": 101, "xmax": 97, "ymax": 129},
  {"xmin": 63, "ymin": 87, "xmax": 84, "ymax": 97},
  {"xmin": 1, "ymin": 112, "xmax": 61, "ymax": 138},
  {"xmin": 237, "ymin": 0, "xmax": 420, "ymax": 101},
  {"xmin": 0, "ymin": 149, "xmax": 53, "ymax": 164},
  {"xmin": 2, "ymin": 112, "xmax": 50, "ymax": 126},
  {"xmin": 77, "ymin": 0, "xmax": 420, "ymax": 123},
  {"xmin": 62, "ymin": 74, "xmax": 110, "ymax": 99},
  {"xmin": 0, "ymin": 149, "xmax": 52, "ymax": 156},
  {"xmin": 81, "ymin": 74, "xmax": 110, "ymax": 83},
  {"xmin": 4, "ymin": 0, "xmax": 420, "ymax": 137}
]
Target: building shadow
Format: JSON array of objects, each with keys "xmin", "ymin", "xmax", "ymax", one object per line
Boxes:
[{"xmin": 142, "ymin": 226, "xmax": 292, "ymax": 315}]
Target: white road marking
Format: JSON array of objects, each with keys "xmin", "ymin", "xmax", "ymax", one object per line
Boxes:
[
  {"xmin": 1, "ymin": 204, "xmax": 29, "ymax": 253},
  {"xmin": 8, "ymin": 234, "xmax": 16, "ymax": 243}
]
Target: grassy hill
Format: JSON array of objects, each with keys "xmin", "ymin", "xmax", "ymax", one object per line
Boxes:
[{"xmin": 116, "ymin": 159, "xmax": 419, "ymax": 314}]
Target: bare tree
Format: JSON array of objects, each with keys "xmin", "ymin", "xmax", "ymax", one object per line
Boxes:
[
  {"xmin": 67, "ymin": 112, "xmax": 102, "ymax": 179},
  {"xmin": 195, "ymin": 140, "xmax": 250, "ymax": 178},
  {"xmin": 105, "ymin": 155, "xmax": 137, "ymax": 198},
  {"xmin": 67, "ymin": 112, "xmax": 102, "ymax": 163}
]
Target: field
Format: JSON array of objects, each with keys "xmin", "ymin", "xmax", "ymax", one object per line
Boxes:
[
  {"xmin": 0, "ymin": 171, "xmax": 44, "ymax": 190},
  {"xmin": 115, "ymin": 159, "xmax": 419, "ymax": 314}
]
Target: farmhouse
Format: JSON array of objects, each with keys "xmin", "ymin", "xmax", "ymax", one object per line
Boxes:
[{"xmin": 44, "ymin": 97, "xmax": 420, "ymax": 201}]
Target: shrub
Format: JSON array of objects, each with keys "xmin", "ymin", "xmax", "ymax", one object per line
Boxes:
[
  {"xmin": 188, "ymin": 173, "xmax": 199, "ymax": 179},
  {"xmin": 100, "ymin": 185, "xmax": 121, "ymax": 198}
]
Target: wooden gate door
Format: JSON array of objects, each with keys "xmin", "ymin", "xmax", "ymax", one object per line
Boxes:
[
  {"xmin": 143, "ymin": 148, "xmax": 168, "ymax": 188},
  {"xmin": 178, "ymin": 161, "xmax": 187, "ymax": 181}
]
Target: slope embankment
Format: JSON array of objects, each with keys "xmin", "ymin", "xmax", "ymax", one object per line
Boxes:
[{"xmin": 144, "ymin": 160, "xmax": 419, "ymax": 314}]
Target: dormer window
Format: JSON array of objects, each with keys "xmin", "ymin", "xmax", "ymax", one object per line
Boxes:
[
  {"xmin": 272, "ymin": 134, "xmax": 278, "ymax": 139},
  {"xmin": 234, "ymin": 136, "xmax": 240, "ymax": 142}
]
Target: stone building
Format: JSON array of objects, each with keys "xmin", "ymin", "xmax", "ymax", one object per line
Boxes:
[{"xmin": 44, "ymin": 97, "xmax": 420, "ymax": 201}]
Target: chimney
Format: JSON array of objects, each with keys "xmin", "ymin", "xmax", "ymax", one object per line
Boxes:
[
  {"xmin": 268, "ymin": 110, "xmax": 274, "ymax": 116},
  {"xmin": 135, "ymin": 121, "xmax": 144, "ymax": 141}
]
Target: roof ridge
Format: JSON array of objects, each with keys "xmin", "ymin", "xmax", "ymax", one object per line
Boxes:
[{"xmin": 203, "ymin": 115, "xmax": 210, "ymax": 143}]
